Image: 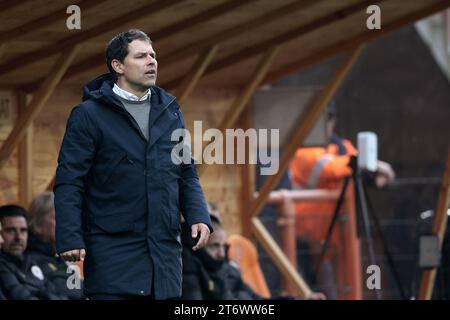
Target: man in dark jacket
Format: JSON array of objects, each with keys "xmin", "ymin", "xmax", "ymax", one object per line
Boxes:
[
  {"xmin": 0, "ymin": 205, "xmax": 65, "ymax": 300},
  {"xmin": 26, "ymin": 192, "xmax": 84, "ymax": 300},
  {"xmin": 54, "ymin": 29, "xmax": 212, "ymax": 300},
  {"xmin": 182, "ymin": 216, "xmax": 261, "ymax": 300}
]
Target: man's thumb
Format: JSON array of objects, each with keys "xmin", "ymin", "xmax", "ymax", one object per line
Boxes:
[
  {"xmin": 80, "ymin": 249, "xmax": 86, "ymax": 261},
  {"xmin": 191, "ymin": 225, "xmax": 198, "ymax": 238}
]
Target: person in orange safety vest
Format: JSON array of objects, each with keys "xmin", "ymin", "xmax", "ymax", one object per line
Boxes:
[{"xmin": 289, "ymin": 102, "xmax": 395, "ymax": 298}]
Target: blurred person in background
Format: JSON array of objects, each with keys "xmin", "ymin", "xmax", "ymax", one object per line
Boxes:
[
  {"xmin": 0, "ymin": 205, "xmax": 66, "ymax": 300},
  {"xmin": 26, "ymin": 192, "xmax": 84, "ymax": 299}
]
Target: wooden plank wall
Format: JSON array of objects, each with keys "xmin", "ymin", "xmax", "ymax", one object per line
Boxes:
[
  {"xmin": 182, "ymin": 87, "xmax": 243, "ymax": 235},
  {"xmin": 0, "ymin": 85, "xmax": 80, "ymax": 205}
]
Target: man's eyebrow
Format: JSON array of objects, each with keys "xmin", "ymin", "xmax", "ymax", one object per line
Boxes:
[{"xmin": 134, "ymin": 51, "xmax": 156, "ymax": 56}]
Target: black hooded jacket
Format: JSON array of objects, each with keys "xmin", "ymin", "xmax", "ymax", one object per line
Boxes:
[
  {"xmin": 0, "ymin": 251, "xmax": 66, "ymax": 300},
  {"xmin": 26, "ymin": 232, "xmax": 84, "ymax": 300}
]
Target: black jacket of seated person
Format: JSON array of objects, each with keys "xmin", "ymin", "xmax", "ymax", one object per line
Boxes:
[
  {"xmin": 0, "ymin": 251, "xmax": 67, "ymax": 300},
  {"xmin": 26, "ymin": 232, "xmax": 84, "ymax": 300},
  {"xmin": 181, "ymin": 222, "xmax": 262, "ymax": 300}
]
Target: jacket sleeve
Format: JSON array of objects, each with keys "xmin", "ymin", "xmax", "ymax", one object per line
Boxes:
[
  {"xmin": 177, "ymin": 110, "xmax": 212, "ymax": 231},
  {"xmin": 54, "ymin": 106, "xmax": 98, "ymax": 254}
]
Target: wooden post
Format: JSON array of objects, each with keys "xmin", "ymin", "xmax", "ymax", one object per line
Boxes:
[
  {"xmin": 197, "ymin": 46, "xmax": 280, "ymax": 176},
  {"xmin": 252, "ymin": 217, "xmax": 312, "ymax": 298},
  {"xmin": 17, "ymin": 92, "xmax": 33, "ymax": 207},
  {"xmin": 239, "ymin": 104, "xmax": 254, "ymax": 238},
  {"xmin": 250, "ymin": 46, "xmax": 365, "ymax": 220},
  {"xmin": 177, "ymin": 45, "xmax": 218, "ymax": 104},
  {"xmin": 418, "ymin": 148, "xmax": 450, "ymax": 300},
  {"xmin": 0, "ymin": 45, "xmax": 79, "ymax": 169}
]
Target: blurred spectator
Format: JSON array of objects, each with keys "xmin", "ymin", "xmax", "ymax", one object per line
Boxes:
[
  {"xmin": 207, "ymin": 201, "xmax": 222, "ymax": 222},
  {"xmin": 26, "ymin": 192, "xmax": 84, "ymax": 300},
  {"xmin": 0, "ymin": 205, "xmax": 66, "ymax": 300},
  {"xmin": 181, "ymin": 215, "xmax": 262, "ymax": 300},
  {"xmin": 181, "ymin": 212, "xmax": 326, "ymax": 300},
  {"xmin": 289, "ymin": 102, "xmax": 395, "ymax": 298}
]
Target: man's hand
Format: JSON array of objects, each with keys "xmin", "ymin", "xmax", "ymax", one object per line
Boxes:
[
  {"xmin": 375, "ymin": 160, "xmax": 395, "ymax": 188},
  {"xmin": 59, "ymin": 249, "xmax": 86, "ymax": 262},
  {"xmin": 191, "ymin": 223, "xmax": 210, "ymax": 251}
]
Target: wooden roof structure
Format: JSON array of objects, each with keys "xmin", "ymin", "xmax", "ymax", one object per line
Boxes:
[
  {"xmin": 1, "ymin": 0, "xmax": 450, "ymax": 299},
  {"xmin": 0, "ymin": 0, "xmax": 449, "ymax": 91}
]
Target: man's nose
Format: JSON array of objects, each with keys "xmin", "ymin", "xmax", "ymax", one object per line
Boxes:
[
  {"xmin": 147, "ymin": 55, "xmax": 156, "ymax": 65},
  {"xmin": 217, "ymin": 247, "xmax": 225, "ymax": 259}
]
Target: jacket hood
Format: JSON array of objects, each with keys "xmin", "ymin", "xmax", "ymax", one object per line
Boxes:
[
  {"xmin": 82, "ymin": 73, "xmax": 176, "ymax": 109},
  {"xmin": 82, "ymin": 73, "xmax": 115, "ymax": 102}
]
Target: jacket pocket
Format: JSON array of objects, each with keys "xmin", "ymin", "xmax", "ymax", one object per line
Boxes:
[
  {"xmin": 99, "ymin": 152, "xmax": 128, "ymax": 185},
  {"xmin": 92, "ymin": 212, "xmax": 135, "ymax": 234}
]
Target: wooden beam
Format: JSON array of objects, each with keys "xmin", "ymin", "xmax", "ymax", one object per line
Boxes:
[
  {"xmin": 17, "ymin": 92, "xmax": 33, "ymax": 207},
  {"xmin": 263, "ymin": 0, "xmax": 450, "ymax": 86},
  {"xmin": 197, "ymin": 46, "xmax": 280, "ymax": 176},
  {"xmin": 0, "ymin": 0, "xmax": 109, "ymax": 43},
  {"xmin": 218, "ymin": 47, "xmax": 280, "ymax": 133},
  {"xmin": 252, "ymin": 217, "xmax": 312, "ymax": 298},
  {"xmin": 0, "ymin": 45, "xmax": 80, "ymax": 169},
  {"xmin": 164, "ymin": 0, "xmax": 380, "ymax": 90},
  {"xmin": 26, "ymin": 0, "xmax": 256, "ymax": 83},
  {"xmin": 0, "ymin": 0, "xmax": 184, "ymax": 76},
  {"xmin": 157, "ymin": 0, "xmax": 318, "ymax": 68},
  {"xmin": 418, "ymin": 148, "xmax": 450, "ymax": 300},
  {"xmin": 0, "ymin": 0, "xmax": 33, "ymax": 13},
  {"xmin": 0, "ymin": 43, "xmax": 5, "ymax": 60},
  {"xmin": 177, "ymin": 45, "xmax": 218, "ymax": 104},
  {"xmin": 239, "ymin": 105, "xmax": 253, "ymax": 238},
  {"xmin": 250, "ymin": 46, "xmax": 364, "ymax": 220}
]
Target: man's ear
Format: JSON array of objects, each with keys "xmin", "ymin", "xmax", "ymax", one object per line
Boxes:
[{"xmin": 111, "ymin": 59, "xmax": 124, "ymax": 75}]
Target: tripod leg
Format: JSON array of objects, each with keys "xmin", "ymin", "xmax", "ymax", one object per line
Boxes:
[
  {"xmin": 362, "ymin": 181, "xmax": 408, "ymax": 300},
  {"xmin": 355, "ymin": 171, "xmax": 382, "ymax": 299},
  {"xmin": 315, "ymin": 175, "xmax": 351, "ymax": 276}
]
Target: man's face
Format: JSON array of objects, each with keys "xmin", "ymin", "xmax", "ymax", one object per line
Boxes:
[
  {"xmin": 0, "ymin": 216, "xmax": 28, "ymax": 257},
  {"xmin": 204, "ymin": 228, "xmax": 227, "ymax": 261},
  {"xmin": 113, "ymin": 39, "xmax": 158, "ymax": 94},
  {"xmin": 37, "ymin": 210, "xmax": 56, "ymax": 245}
]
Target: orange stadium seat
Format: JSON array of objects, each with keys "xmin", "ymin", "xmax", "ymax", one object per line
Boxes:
[{"xmin": 227, "ymin": 234, "xmax": 271, "ymax": 298}]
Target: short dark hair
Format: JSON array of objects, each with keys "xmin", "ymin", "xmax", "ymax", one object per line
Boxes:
[
  {"xmin": 105, "ymin": 29, "xmax": 152, "ymax": 76},
  {"xmin": 0, "ymin": 205, "xmax": 28, "ymax": 224},
  {"xmin": 28, "ymin": 192, "xmax": 54, "ymax": 233},
  {"xmin": 207, "ymin": 201, "xmax": 218, "ymax": 212},
  {"xmin": 210, "ymin": 214, "xmax": 221, "ymax": 226}
]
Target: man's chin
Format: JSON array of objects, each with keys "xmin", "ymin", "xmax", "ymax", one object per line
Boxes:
[{"xmin": 8, "ymin": 249, "xmax": 24, "ymax": 256}]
